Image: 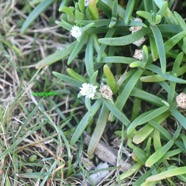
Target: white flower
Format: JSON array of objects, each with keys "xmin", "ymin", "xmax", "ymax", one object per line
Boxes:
[
  {"xmin": 99, "ymin": 84, "xmax": 113, "ymax": 101},
  {"xmin": 70, "ymin": 26, "xmax": 82, "ymax": 39},
  {"xmin": 176, "ymin": 93, "xmax": 186, "ymax": 109},
  {"xmin": 133, "ymin": 49, "xmax": 143, "ymax": 60},
  {"xmin": 79, "ymin": 83, "xmax": 97, "ymax": 99},
  {"xmin": 84, "ymin": 0, "xmax": 90, "ymax": 6}
]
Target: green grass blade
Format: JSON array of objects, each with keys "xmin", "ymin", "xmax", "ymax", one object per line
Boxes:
[
  {"xmin": 71, "ymin": 100, "xmax": 102, "ymax": 145},
  {"xmin": 21, "ymin": 0, "xmax": 54, "ymax": 34},
  {"xmin": 98, "ymin": 28, "xmax": 150, "ymax": 46},
  {"xmin": 0, "ymin": 122, "xmax": 46, "ymax": 160},
  {"xmin": 87, "ymin": 104, "xmax": 110, "ymax": 157},
  {"xmin": 150, "ymin": 25, "xmax": 166, "ymax": 73},
  {"xmin": 40, "ymin": 161, "xmax": 57, "ymax": 185}
]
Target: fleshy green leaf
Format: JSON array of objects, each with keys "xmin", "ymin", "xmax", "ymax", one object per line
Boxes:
[
  {"xmin": 67, "ymin": 35, "xmax": 88, "ymax": 65},
  {"xmin": 85, "ymin": 35, "xmax": 95, "ymax": 78},
  {"xmin": 103, "ymin": 64, "xmax": 117, "ymax": 93},
  {"xmin": 142, "ymin": 167, "xmax": 186, "ymax": 185},
  {"xmin": 87, "ymin": 104, "xmax": 110, "ymax": 157},
  {"xmin": 147, "ymin": 64, "xmax": 186, "ymax": 84},
  {"xmin": 36, "ymin": 42, "xmax": 76, "ymax": 69},
  {"xmin": 100, "ymin": 56, "xmax": 135, "ymax": 64},
  {"xmin": 21, "ymin": 0, "xmax": 54, "ymax": 34},
  {"xmin": 124, "ymin": 0, "xmax": 136, "ymax": 24},
  {"xmin": 164, "ymin": 31, "xmax": 186, "ymax": 52},
  {"xmin": 71, "ymin": 100, "xmax": 102, "ymax": 145},
  {"xmin": 98, "ymin": 28, "xmax": 150, "ymax": 46},
  {"xmin": 131, "ymin": 88, "xmax": 164, "ymax": 106},
  {"xmin": 127, "ymin": 105, "xmax": 169, "ymax": 135},
  {"xmin": 109, "ymin": 0, "xmax": 118, "ymax": 27},
  {"xmin": 145, "ymin": 139, "xmax": 174, "ymax": 167},
  {"xmin": 170, "ymin": 108, "xmax": 186, "ymax": 129},
  {"xmin": 67, "ymin": 68, "xmax": 88, "ymax": 82},
  {"xmin": 133, "ymin": 111, "xmax": 170, "ymax": 144},
  {"xmin": 174, "ymin": 11, "xmax": 186, "ymax": 30},
  {"xmin": 119, "ymin": 163, "xmax": 141, "ymax": 180},
  {"xmin": 150, "ymin": 25, "xmax": 166, "ymax": 73},
  {"xmin": 52, "ymin": 71, "xmax": 82, "ymax": 87},
  {"xmin": 103, "ymin": 99, "xmax": 130, "ymax": 126},
  {"xmin": 115, "ymin": 69, "xmax": 143, "ymax": 111}
]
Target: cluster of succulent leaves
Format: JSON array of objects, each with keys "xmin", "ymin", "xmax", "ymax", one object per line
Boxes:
[{"xmin": 36, "ymin": 0, "xmax": 186, "ymax": 185}]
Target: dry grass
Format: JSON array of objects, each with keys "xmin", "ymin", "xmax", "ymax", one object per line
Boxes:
[{"xmin": 0, "ymin": 1, "xmax": 80, "ymax": 185}]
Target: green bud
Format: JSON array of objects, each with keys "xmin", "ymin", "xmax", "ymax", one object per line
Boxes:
[{"xmin": 29, "ymin": 155, "xmax": 37, "ymax": 162}]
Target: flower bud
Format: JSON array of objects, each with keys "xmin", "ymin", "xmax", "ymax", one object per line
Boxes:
[
  {"xmin": 176, "ymin": 93, "xmax": 186, "ymax": 109},
  {"xmin": 99, "ymin": 84, "xmax": 113, "ymax": 101},
  {"xmin": 133, "ymin": 49, "xmax": 143, "ymax": 61}
]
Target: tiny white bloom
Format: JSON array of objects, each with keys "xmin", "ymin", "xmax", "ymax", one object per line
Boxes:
[
  {"xmin": 99, "ymin": 84, "xmax": 113, "ymax": 101},
  {"xmin": 176, "ymin": 93, "xmax": 186, "ymax": 109},
  {"xmin": 79, "ymin": 83, "xmax": 97, "ymax": 99},
  {"xmin": 133, "ymin": 49, "xmax": 143, "ymax": 60},
  {"xmin": 70, "ymin": 26, "xmax": 82, "ymax": 39},
  {"xmin": 84, "ymin": 0, "xmax": 90, "ymax": 6}
]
